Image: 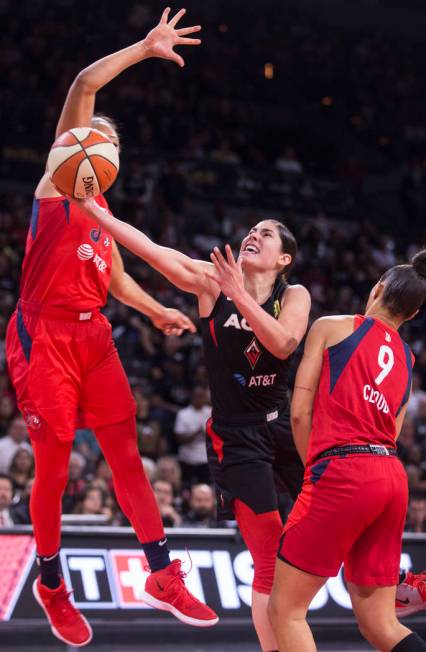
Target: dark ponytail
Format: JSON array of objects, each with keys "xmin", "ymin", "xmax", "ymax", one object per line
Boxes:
[
  {"xmin": 269, "ymin": 220, "xmax": 298, "ymax": 278},
  {"xmin": 412, "ymin": 250, "xmax": 426, "ymax": 280},
  {"xmin": 380, "ymin": 249, "xmax": 426, "ymax": 318}
]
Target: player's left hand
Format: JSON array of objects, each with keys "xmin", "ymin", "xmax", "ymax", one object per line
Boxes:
[
  {"xmin": 208, "ymin": 244, "xmax": 245, "ymax": 301},
  {"xmin": 142, "ymin": 7, "xmax": 202, "ymax": 68},
  {"xmin": 152, "ymin": 307, "xmax": 197, "ymax": 336}
]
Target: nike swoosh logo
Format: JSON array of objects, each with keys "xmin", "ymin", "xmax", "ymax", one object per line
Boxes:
[
  {"xmin": 158, "ymin": 538, "xmax": 167, "ymax": 547},
  {"xmin": 155, "ymin": 579, "xmax": 165, "ymax": 591}
]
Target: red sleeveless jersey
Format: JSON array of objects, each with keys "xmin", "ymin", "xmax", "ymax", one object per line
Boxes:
[
  {"xmin": 306, "ymin": 315, "xmax": 414, "ymax": 465},
  {"xmin": 19, "ymin": 195, "xmax": 113, "ymax": 311}
]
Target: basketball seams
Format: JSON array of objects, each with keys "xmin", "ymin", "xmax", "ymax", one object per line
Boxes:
[
  {"xmin": 51, "ymin": 150, "xmax": 85, "ymax": 194},
  {"xmin": 48, "ymin": 128, "xmax": 118, "ymax": 197},
  {"xmin": 72, "ymin": 132, "xmax": 102, "ymax": 194},
  {"xmin": 88, "ymin": 153, "xmax": 119, "ymax": 173},
  {"xmin": 51, "ymin": 131, "xmax": 80, "ymax": 148}
]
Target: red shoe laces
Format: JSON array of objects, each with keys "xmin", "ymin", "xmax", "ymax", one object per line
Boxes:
[{"xmin": 51, "ymin": 588, "xmax": 79, "ymax": 623}]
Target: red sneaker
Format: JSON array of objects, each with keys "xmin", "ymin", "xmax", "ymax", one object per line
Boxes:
[
  {"xmin": 140, "ymin": 559, "xmax": 219, "ymax": 627},
  {"xmin": 396, "ymin": 571, "xmax": 426, "ymax": 618},
  {"xmin": 32, "ymin": 578, "xmax": 93, "ymax": 646}
]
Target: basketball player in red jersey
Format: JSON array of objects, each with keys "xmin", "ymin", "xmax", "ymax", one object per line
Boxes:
[
  {"xmin": 269, "ymin": 252, "xmax": 426, "ymax": 652},
  {"xmin": 5, "ymin": 8, "xmax": 219, "ymax": 647},
  {"xmin": 70, "ymin": 197, "xmax": 311, "ymax": 652}
]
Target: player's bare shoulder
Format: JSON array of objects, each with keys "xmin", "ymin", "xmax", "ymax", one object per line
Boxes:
[
  {"xmin": 282, "ymin": 283, "xmax": 310, "ymax": 304},
  {"xmin": 314, "ymin": 314, "xmax": 357, "ymax": 348}
]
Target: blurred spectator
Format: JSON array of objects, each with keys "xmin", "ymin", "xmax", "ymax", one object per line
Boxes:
[
  {"xmin": 0, "ymin": 395, "xmax": 15, "ymax": 436},
  {"xmin": 182, "ymin": 484, "xmax": 217, "ymax": 528},
  {"xmin": 8, "ymin": 447, "xmax": 34, "ymax": 495},
  {"xmin": 62, "ymin": 451, "xmax": 87, "ymax": 514},
  {"xmin": 275, "ymin": 146, "xmax": 303, "ymax": 175},
  {"xmin": 0, "ymin": 474, "xmax": 15, "ymax": 527},
  {"xmin": 73, "ymin": 485, "xmax": 114, "ymax": 523},
  {"xmin": 0, "ymin": 417, "xmax": 31, "ymax": 473},
  {"xmin": 152, "ymin": 479, "xmax": 182, "ymax": 528},
  {"xmin": 406, "ymin": 492, "xmax": 426, "ymax": 533},
  {"xmin": 135, "ymin": 390, "xmax": 165, "ymax": 459},
  {"xmin": 142, "ymin": 456, "xmax": 157, "ymax": 483},
  {"xmin": 415, "ymin": 398, "xmax": 426, "ymax": 441},
  {"xmin": 407, "ymin": 373, "xmax": 426, "ymax": 419},
  {"xmin": 74, "ymin": 429, "xmax": 101, "ymax": 471},
  {"xmin": 10, "ymin": 476, "xmax": 34, "ymax": 525},
  {"xmin": 174, "ymin": 386, "xmax": 211, "ymax": 487},
  {"xmin": 155, "ymin": 456, "xmax": 183, "ymax": 497},
  {"xmin": 92, "ymin": 456, "xmax": 114, "ymax": 494}
]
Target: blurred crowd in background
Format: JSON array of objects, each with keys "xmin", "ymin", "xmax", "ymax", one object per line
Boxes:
[{"xmin": 0, "ymin": 0, "xmax": 426, "ymax": 532}]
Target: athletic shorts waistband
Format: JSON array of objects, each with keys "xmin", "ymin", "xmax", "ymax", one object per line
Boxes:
[
  {"xmin": 211, "ymin": 405, "xmax": 288, "ymax": 427},
  {"xmin": 313, "ymin": 444, "xmax": 397, "ymax": 463},
  {"xmin": 18, "ymin": 300, "xmax": 101, "ymax": 322}
]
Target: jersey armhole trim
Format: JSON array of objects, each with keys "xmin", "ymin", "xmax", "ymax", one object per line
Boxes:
[
  {"xmin": 328, "ymin": 317, "xmax": 375, "ymax": 394},
  {"xmin": 63, "ymin": 199, "xmax": 70, "ymax": 224},
  {"xmin": 396, "ymin": 342, "xmax": 413, "ymax": 416},
  {"xmin": 30, "ymin": 199, "xmax": 40, "ymax": 240}
]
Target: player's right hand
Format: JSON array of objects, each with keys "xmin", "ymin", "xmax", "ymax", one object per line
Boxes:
[
  {"xmin": 141, "ymin": 7, "xmax": 202, "ymax": 68},
  {"xmin": 153, "ymin": 307, "xmax": 196, "ymax": 336}
]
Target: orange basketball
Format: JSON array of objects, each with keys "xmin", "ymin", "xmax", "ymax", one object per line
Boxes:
[{"xmin": 47, "ymin": 127, "xmax": 120, "ymax": 198}]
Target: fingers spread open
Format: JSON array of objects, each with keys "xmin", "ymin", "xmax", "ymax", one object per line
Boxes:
[
  {"xmin": 170, "ymin": 50, "xmax": 185, "ymax": 67},
  {"xmin": 176, "ymin": 25, "xmax": 201, "ymax": 36},
  {"xmin": 177, "ymin": 37, "xmax": 201, "ymax": 46},
  {"xmin": 160, "ymin": 7, "xmax": 171, "ymax": 24},
  {"xmin": 169, "ymin": 7, "xmax": 186, "ymax": 28},
  {"xmin": 225, "ymin": 244, "xmax": 236, "ymax": 266}
]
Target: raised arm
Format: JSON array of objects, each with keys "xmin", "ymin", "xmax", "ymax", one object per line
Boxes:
[
  {"xmin": 290, "ymin": 318, "xmax": 328, "ymax": 464},
  {"xmin": 55, "ymin": 8, "xmax": 201, "ymax": 136},
  {"xmin": 109, "ymin": 241, "xmax": 196, "ymax": 335},
  {"xmin": 209, "ymin": 245, "xmax": 311, "ymax": 359},
  {"xmin": 79, "ymin": 199, "xmax": 217, "ymax": 298}
]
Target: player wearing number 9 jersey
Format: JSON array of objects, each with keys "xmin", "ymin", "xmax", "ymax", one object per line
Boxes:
[{"xmin": 270, "ymin": 251, "xmax": 426, "ymax": 652}]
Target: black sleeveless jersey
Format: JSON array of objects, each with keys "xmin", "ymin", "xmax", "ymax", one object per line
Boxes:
[{"xmin": 200, "ymin": 280, "xmax": 291, "ymax": 422}]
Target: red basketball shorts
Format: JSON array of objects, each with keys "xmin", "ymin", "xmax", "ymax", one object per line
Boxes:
[
  {"xmin": 6, "ymin": 302, "xmax": 136, "ymax": 442},
  {"xmin": 278, "ymin": 454, "xmax": 408, "ymax": 586}
]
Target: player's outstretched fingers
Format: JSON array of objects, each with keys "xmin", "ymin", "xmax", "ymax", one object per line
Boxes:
[
  {"xmin": 169, "ymin": 8, "xmax": 186, "ymax": 28},
  {"xmin": 176, "ymin": 25, "xmax": 201, "ymax": 36}
]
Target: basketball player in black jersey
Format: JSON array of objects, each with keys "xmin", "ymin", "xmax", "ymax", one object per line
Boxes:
[{"xmin": 76, "ymin": 200, "xmax": 311, "ymax": 652}]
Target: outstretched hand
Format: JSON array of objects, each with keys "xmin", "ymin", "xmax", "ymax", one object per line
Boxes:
[
  {"xmin": 152, "ymin": 307, "xmax": 197, "ymax": 336},
  {"xmin": 208, "ymin": 244, "xmax": 245, "ymax": 301},
  {"xmin": 142, "ymin": 7, "xmax": 202, "ymax": 68}
]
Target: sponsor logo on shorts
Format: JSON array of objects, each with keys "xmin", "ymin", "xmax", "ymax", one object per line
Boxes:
[{"xmin": 24, "ymin": 411, "xmax": 42, "ymax": 431}]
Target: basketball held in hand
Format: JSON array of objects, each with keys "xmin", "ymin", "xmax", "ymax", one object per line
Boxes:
[{"xmin": 47, "ymin": 127, "xmax": 120, "ymax": 198}]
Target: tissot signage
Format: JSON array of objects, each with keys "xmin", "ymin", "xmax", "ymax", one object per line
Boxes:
[{"xmin": 1, "ymin": 529, "xmax": 426, "ymax": 623}]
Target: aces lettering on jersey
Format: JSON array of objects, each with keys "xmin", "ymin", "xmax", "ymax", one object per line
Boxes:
[{"xmin": 223, "ymin": 314, "xmax": 253, "ymax": 331}]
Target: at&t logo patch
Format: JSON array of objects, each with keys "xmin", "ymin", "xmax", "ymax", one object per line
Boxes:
[{"xmin": 77, "ymin": 244, "xmax": 94, "ymax": 261}]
